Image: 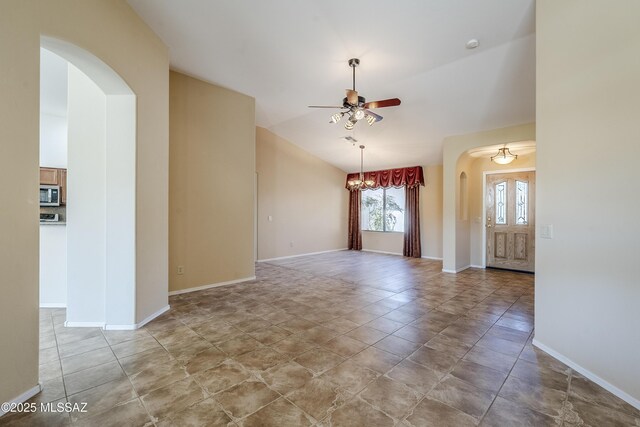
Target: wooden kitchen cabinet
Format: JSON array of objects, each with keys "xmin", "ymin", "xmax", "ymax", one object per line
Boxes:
[
  {"xmin": 40, "ymin": 167, "xmax": 58, "ymax": 185},
  {"xmin": 39, "ymin": 167, "xmax": 67, "ymax": 205},
  {"xmin": 58, "ymin": 169, "xmax": 67, "ymax": 205}
]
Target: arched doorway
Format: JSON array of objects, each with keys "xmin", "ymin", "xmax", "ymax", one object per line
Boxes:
[
  {"xmin": 441, "ymin": 123, "xmax": 536, "ymax": 273},
  {"xmin": 40, "ymin": 37, "xmax": 137, "ymax": 329}
]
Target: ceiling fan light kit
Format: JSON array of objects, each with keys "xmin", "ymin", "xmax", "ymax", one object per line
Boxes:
[
  {"xmin": 330, "ymin": 112, "xmax": 344, "ymax": 124},
  {"xmin": 365, "ymin": 115, "xmax": 376, "ymax": 126},
  {"xmin": 309, "ymin": 58, "xmax": 401, "ymax": 130},
  {"xmin": 491, "ymin": 147, "xmax": 518, "ymax": 164},
  {"xmin": 345, "ymin": 118, "xmax": 355, "ymax": 130}
]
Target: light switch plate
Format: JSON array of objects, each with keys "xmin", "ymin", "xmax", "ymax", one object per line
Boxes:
[{"xmin": 540, "ymin": 224, "xmax": 554, "ymax": 239}]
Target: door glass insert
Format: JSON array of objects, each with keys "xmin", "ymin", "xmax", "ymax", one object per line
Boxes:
[
  {"xmin": 495, "ymin": 182, "xmax": 507, "ymax": 224},
  {"xmin": 516, "ymin": 180, "xmax": 528, "ymax": 224}
]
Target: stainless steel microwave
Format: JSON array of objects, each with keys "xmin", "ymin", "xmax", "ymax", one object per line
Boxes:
[{"xmin": 40, "ymin": 185, "xmax": 60, "ymax": 206}]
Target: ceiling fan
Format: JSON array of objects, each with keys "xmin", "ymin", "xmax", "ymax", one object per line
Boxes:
[{"xmin": 309, "ymin": 58, "xmax": 401, "ymax": 130}]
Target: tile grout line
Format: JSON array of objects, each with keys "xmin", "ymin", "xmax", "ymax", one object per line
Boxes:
[
  {"xmin": 476, "ymin": 324, "xmax": 538, "ymax": 425},
  {"xmin": 49, "ymin": 310, "xmax": 72, "ymax": 424},
  {"xmin": 100, "ymin": 328, "xmax": 156, "ymax": 426}
]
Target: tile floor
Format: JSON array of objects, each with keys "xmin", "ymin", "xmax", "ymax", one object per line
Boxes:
[{"xmin": 3, "ymin": 251, "xmax": 639, "ymax": 426}]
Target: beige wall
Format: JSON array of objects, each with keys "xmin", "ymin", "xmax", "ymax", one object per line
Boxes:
[
  {"xmin": 0, "ymin": 1, "xmax": 40, "ymax": 405},
  {"xmin": 442, "ymin": 123, "xmax": 536, "ymax": 272},
  {"xmin": 455, "ymin": 154, "xmax": 474, "ymax": 269},
  {"xmin": 422, "ymin": 165, "xmax": 444, "ymax": 259},
  {"xmin": 467, "ymin": 153, "xmax": 536, "ymax": 267},
  {"xmin": 536, "ymin": 0, "xmax": 640, "ymax": 405},
  {"xmin": 0, "ymin": 0, "xmax": 168, "ymax": 405},
  {"xmin": 170, "ymin": 71, "xmax": 256, "ymax": 292},
  {"xmin": 256, "ymin": 127, "xmax": 348, "ymax": 260},
  {"xmin": 361, "ymin": 165, "xmax": 444, "ymax": 259}
]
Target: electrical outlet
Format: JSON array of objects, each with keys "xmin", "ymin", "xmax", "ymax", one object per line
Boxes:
[
  {"xmin": 177, "ymin": 265, "xmax": 184, "ymax": 275},
  {"xmin": 289, "ymin": 241, "xmax": 294, "ymax": 247}
]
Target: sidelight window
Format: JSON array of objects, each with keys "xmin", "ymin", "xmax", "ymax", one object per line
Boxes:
[
  {"xmin": 516, "ymin": 180, "xmax": 528, "ymax": 224},
  {"xmin": 495, "ymin": 182, "xmax": 507, "ymax": 225}
]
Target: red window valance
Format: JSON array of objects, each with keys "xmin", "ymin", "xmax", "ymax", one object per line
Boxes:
[{"xmin": 345, "ymin": 166, "xmax": 425, "ymax": 190}]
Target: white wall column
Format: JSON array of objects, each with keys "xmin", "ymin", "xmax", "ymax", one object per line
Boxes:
[
  {"xmin": 66, "ymin": 64, "xmax": 107, "ymax": 326},
  {"xmin": 105, "ymin": 95, "xmax": 136, "ymax": 328}
]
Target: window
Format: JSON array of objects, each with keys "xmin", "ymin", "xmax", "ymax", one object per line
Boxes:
[
  {"xmin": 495, "ymin": 181, "xmax": 507, "ymax": 225},
  {"xmin": 361, "ymin": 187, "xmax": 405, "ymax": 232},
  {"xmin": 515, "ymin": 180, "xmax": 528, "ymax": 224}
]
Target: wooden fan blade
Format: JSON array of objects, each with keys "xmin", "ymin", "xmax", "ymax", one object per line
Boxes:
[
  {"xmin": 363, "ymin": 98, "xmax": 401, "ymax": 109},
  {"xmin": 308, "ymin": 105, "xmax": 345, "ymax": 108},
  {"xmin": 365, "ymin": 110, "xmax": 383, "ymax": 122},
  {"xmin": 346, "ymin": 89, "xmax": 358, "ymax": 105}
]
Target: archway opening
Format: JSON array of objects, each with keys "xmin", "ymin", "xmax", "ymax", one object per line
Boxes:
[{"xmin": 40, "ymin": 37, "xmax": 137, "ymax": 329}]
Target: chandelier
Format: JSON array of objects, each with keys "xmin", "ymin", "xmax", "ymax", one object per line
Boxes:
[
  {"xmin": 347, "ymin": 145, "xmax": 375, "ymax": 190},
  {"xmin": 491, "ymin": 147, "xmax": 518, "ymax": 164}
]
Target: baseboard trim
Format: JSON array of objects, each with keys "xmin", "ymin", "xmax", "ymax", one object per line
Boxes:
[
  {"xmin": 362, "ymin": 249, "xmax": 403, "ymax": 256},
  {"xmin": 532, "ymin": 339, "xmax": 640, "ymax": 410},
  {"xmin": 64, "ymin": 321, "xmax": 105, "ymax": 328},
  {"xmin": 133, "ymin": 304, "xmax": 171, "ymax": 329},
  {"xmin": 104, "ymin": 326, "xmax": 137, "ymax": 331},
  {"xmin": 257, "ymin": 248, "xmax": 347, "ymax": 262},
  {"xmin": 421, "ymin": 255, "xmax": 443, "ymax": 261},
  {"xmin": 470, "ymin": 264, "xmax": 485, "ymax": 269},
  {"xmin": 0, "ymin": 383, "xmax": 41, "ymax": 417},
  {"xmin": 103, "ymin": 305, "xmax": 171, "ymax": 330},
  {"xmin": 104, "ymin": 324, "xmax": 137, "ymax": 331},
  {"xmin": 39, "ymin": 303, "xmax": 66, "ymax": 308},
  {"xmin": 169, "ymin": 277, "xmax": 257, "ymax": 296},
  {"xmin": 442, "ymin": 265, "xmax": 471, "ymax": 274}
]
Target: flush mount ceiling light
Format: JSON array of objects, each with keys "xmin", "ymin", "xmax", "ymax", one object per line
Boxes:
[
  {"xmin": 491, "ymin": 147, "xmax": 518, "ymax": 164},
  {"xmin": 347, "ymin": 145, "xmax": 375, "ymax": 190},
  {"xmin": 309, "ymin": 58, "xmax": 401, "ymax": 131}
]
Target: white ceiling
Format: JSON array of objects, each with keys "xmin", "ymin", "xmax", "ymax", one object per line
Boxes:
[{"xmin": 127, "ymin": 0, "xmax": 536, "ymax": 172}]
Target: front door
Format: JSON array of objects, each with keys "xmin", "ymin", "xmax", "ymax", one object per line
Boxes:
[{"xmin": 486, "ymin": 171, "xmax": 535, "ymax": 272}]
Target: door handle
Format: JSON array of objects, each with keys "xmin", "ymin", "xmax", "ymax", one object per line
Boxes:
[{"xmin": 486, "ymin": 224, "xmax": 492, "ymax": 228}]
